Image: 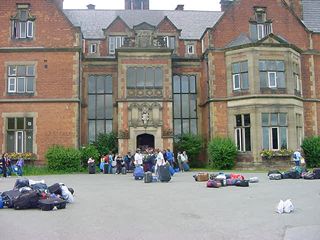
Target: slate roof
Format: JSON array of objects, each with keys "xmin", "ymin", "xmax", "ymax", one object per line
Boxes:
[
  {"xmin": 302, "ymin": 0, "xmax": 320, "ymax": 32},
  {"xmin": 63, "ymin": 9, "xmax": 223, "ymax": 40}
]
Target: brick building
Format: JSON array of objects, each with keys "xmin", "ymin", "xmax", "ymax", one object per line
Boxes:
[{"xmin": 0, "ymin": 0, "xmax": 319, "ymax": 167}]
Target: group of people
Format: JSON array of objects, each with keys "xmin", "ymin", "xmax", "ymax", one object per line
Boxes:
[
  {"xmin": 1, "ymin": 153, "xmax": 24, "ymax": 178},
  {"xmin": 93, "ymin": 148, "xmax": 189, "ymax": 175}
]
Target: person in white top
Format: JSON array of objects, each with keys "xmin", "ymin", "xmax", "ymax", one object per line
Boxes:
[
  {"xmin": 134, "ymin": 148, "xmax": 143, "ymax": 167},
  {"xmin": 154, "ymin": 148, "xmax": 165, "ymax": 177}
]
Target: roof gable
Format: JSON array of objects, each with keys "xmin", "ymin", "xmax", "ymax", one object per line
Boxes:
[
  {"xmin": 156, "ymin": 16, "xmax": 181, "ymax": 34},
  {"xmin": 133, "ymin": 22, "xmax": 155, "ymax": 31},
  {"xmin": 104, "ymin": 16, "xmax": 131, "ymax": 34}
]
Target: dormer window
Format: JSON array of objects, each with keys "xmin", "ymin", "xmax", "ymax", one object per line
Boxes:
[
  {"xmin": 250, "ymin": 7, "xmax": 272, "ymax": 41},
  {"xmin": 11, "ymin": 4, "xmax": 35, "ymax": 40}
]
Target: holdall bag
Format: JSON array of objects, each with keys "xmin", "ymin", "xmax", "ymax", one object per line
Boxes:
[
  {"xmin": 303, "ymin": 172, "xmax": 315, "ymax": 180},
  {"xmin": 159, "ymin": 165, "xmax": 171, "ymax": 182},
  {"xmin": 281, "ymin": 172, "xmax": 291, "ymax": 179},
  {"xmin": 14, "ymin": 178, "xmax": 30, "ymax": 189},
  {"xmin": 38, "ymin": 197, "xmax": 67, "ymax": 211},
  {"xmin": 182, "ymin": 162, "xmax": 190, "ymax": 172},
  {"xmin": 235, "ymin": 180, "xmax": 249, "ymax": 187},
  {"xmin": 206, "ymin": 180, "xmax": 221, "ymax": 188},
  {"xmin": 14, "ymin": 190, "xmax": 39, "ymax": 210},
  {"xmin": 48, "ymin": 183, "xmax": 62, "ymax": 195},
  {"xmin": 169, "ymin": 166, "xmax": 175, "ymax": 176},
  {"xmin": 144, "ymin": 172, "xmax": 153, "ymax": 183},
  {"xmin": 1, "ymin": 190, "xmax": 21, "ymax": 208},
  {"xmin": 313, "ymin": 168, "xmax": 320, "ymax": 179},
  {"xmin": 194, "ymin": 173, "xmax": 209, "ymax": 182},
  {"xmin": 269, "ymin": 173, "xmax": 282, "ymax": 180}
]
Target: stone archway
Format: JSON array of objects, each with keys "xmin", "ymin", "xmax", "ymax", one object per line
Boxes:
[{"xmin": 136, "ymin": 133, "xmax": 154, "ymax": 151}]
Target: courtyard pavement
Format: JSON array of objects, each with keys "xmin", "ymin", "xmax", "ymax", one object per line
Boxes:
[{"xmin": 0, "ymin": 171, "xmax": 319, "ymax": 240}]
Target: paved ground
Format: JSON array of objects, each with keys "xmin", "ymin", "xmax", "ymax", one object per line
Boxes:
[{"xmin": 0, "ymin": 171, "xmax": 319, "ymax": 240}]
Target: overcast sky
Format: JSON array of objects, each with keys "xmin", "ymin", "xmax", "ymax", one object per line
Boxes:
[{"xmin": 63, "ymin": 0, "xmax": 222, "ymax": 11}]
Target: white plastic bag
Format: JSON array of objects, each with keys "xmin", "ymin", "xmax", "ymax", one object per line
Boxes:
[
  {"xmin": 276, "ymin": 200, "xmax": 284, "ymax": 214},
  {"xmin": 283, "ymin": 199, "xmax": 294, "ymax": 213}
]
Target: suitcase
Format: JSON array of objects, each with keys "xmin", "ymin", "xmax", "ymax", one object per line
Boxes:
[
  {"xmin": 133, "ymin": 166, "xmax": 144, "ymax": 180},
  {"xmin": 48, "ymin": 183, "xmax": 62, "ymax": 195},
  {"xmin": 88, "ymin": 163, "xmax": 96, "ymax": 174},
  {"xmin": 14, "ymin": 190, "xmax": 39, "ymax": 210},
  {"xmin": 103, "ymin": 164, "xmax": 109, "ymax": 174},
  {"xmin": 313, "ymin": 168, "xmax": 320, "ymax": 179},
  {"xmin": 14, "ymin": 178, "xmax": 30, "ymax": 189},
  {"xmin": 1, "ymin": 190, "xmax": 21, "ymax": 208},
  {"xmin": 159, "ymin": 165, "xmax": 171, "ymax": 182},
  {"xmin": 269, "ymin": 173, "xmax": 282, "ymax": 180},
  {"xmin": 38, "ymin": 198, "xmax": 67, "ymax": 211},
  {"xmin": 144, "ymin": 172, "xmax": 153, "ymax": 183},
  {"xmin": 121, "ymin": 167, "xmax": 127, "ymax": 175},
  {"xmin": 235, "ymin": 180, "xmax": 249, "ymax": 187},
  {"xmin": 207, "ymin": 180, "xmax": 221, "ymax": 188},
  {"xmin": 182, "ymin": 162, "xmax": 190, "ymax": 171},
  {"xmin": 169, "ymin": 166, "xmax": 175, "ymax": 176},
  {"xmin": 194, "ymin": 173, "xmax": 209, "ymax": 182}
]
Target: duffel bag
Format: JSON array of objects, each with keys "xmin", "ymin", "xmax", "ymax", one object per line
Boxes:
[
  {"xmin": 1, "ymin": 190, "xmax": 21, "ymax": 208},
  {"xmin": 313, "ymin": 168, "xmax": 320, "ymax": 179},
  {"xmin": 14, "ymin": 190, "xmax": 39, "ymax": 210},
  {"xmin": 304, "ymin": 172, "xmax": 315, "ymax": 180},
  {"xmin": 207, "ymin": 180, "xmax": 221, "ymax": 188},
  {"xmin": 268, "ymin": 170, "xmax": 282, "ymax": 176},
  {"xmin": 48, "ymin": 183, "xmax": 62, "ymax": 195},
  {"xmin": 269, "ymin": 173, "xmax": 282, "ymax": 180},
  {"xmin": 38, "ymin": 197, "xmax": 66, "ymax": 211},
  {"xmin": 235, "ymin": 180, "xmax": 249, "ymax": 187},
  {"xmin": 14, "ymin": 178, "xmax": 30, "ymax": 189}
]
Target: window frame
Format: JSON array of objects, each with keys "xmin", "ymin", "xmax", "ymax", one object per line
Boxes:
[
  {"xmin": 187, "ymin": 44, "xmax": 195, "ymax": 55},
  {"xmin": 235, "ymin": 114, "xmax": 251, "ymax": 152},
  {"xmin": 233, "ymin": 74, "xmax": 241, "ymax": 90},
  {"xmin": 7, "ymin": 64, "xmax": 35, "ymax": 94},
  {"xmin": 108, "ymin": 36, "xmax": 124, "ymax": 55},
  {"xmin": 268, "ymin": 71, "xmax": 277, "ymax": 88},
  {"xmin": 89, "ymin": 43, "xmax": 97, "ymax": 54}
]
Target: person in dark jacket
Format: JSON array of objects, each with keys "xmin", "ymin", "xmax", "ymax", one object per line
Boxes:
[{"xmin": 1, "ymin": 153, "xmax": 7, "ymax": 178}]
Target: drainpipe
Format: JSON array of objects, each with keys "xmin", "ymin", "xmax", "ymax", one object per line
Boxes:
[{"xmin": 205, "ymin": 54, "xmax": 211, "ymax": 140}]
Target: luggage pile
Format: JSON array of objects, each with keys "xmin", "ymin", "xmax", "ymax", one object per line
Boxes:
[
  {"xmin": 194, "ymin": 172, "xmax": 258, "ymax": 188},
  {"xmin": 0, "ymin": 178, "xmax": 75, "ymax": 211},
  {"xmin": 133, "ymin": 165, "xmax": 172, "ymax": 183},
  {"xmin": 268, "ymin": 167, "xmax": 320, "ymax": 180}
]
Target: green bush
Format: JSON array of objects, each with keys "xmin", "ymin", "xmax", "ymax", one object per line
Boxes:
[
  {"xmin": 80, "ymin": 144, "xmax": 100, "ymax": 167},
  {"xmin": 174, "ymin": 133, "xmax": 204, "ymax": 167},
  {"xmin": 301, "ymin": 136, "xmax": 320, "ymax": 168},
  {"xmin": 208, "ymin": 137, "xmax": 238, "ymax": 170},
  {"xmin": 92, "ymin": 132, "xmax": 118, "ymax": 156},
  {"xmin": 45, "ymin": 145, "xmax": 81, "ymax": 172}
]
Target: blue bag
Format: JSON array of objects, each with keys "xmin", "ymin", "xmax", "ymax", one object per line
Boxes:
[
  {"xmin": 169, "ymin": 166, "xmax": 175, "ymax": 176},
  {"xmin": 183, "ymin": 162, "xmax": 190, "ymax": 171},
  {"xmin": 133, "ymin": 166, "xmax": 144, "ymax": 180}
]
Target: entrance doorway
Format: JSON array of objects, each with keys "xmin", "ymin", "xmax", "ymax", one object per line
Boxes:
[{"xmin": 136, "ymin": 133, "xmax": 154, "ymax": 151}]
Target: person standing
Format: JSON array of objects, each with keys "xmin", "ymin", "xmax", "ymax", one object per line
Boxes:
[
  {"xmin": 292, "ymin": 149, "xmax": 302, "ymax": 166},
  {"xmin": 166, "ymin": 149, "xmax": 174, "ymax": 167},
  {"xmin": 1, "ymin": 153, "xmax": 7, "ymax": 178},
  {"xmin": 177, "ymin": 151, "xmax": 183, "ymax": 172},
  {"xmin": 134, "ymin": 148, "xmax": 143, "ymax": 167},
  {"xmin": 155, "ymin": 148, "xmax": 165, "ymax": 177},
  {"xmin": 16, "ymin": 157, "xmax": 24, "ymax": 176}
]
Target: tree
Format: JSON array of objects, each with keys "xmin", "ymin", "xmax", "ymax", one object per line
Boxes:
[{"xmin": 92, "ymin": 132, "xmax": 118, "ymax": 156}]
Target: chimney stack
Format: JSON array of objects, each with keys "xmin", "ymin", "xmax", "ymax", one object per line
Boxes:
[
  {"xmin": 175, "ymin": 4, "xmax": 184, "ymax": 11},
  {"xmin": 220, "ymin": 0, "xmax": 233, "ymax": 12},
  {"xmin": 87, "ymin": 4, "xmax": 95, "ymax": 10}
]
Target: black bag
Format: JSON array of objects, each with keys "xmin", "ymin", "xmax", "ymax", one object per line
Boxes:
[
  {"xmin": 304, "ymin": 172, "xmax": 315, "ymax": 180},
  {"xmin": 288, "ymin": 170, "xmax": 300, "ymax": 179},
  {"xmin": 14, "ymin": 178, "xmax": 30, "ymax": 189},
  {"xmin": 31, "ymin": 183, "xmax": 48, "ymax": 194},
  {"xmin": 281, "ymin": 172, "xmax": 291, "ymax": 179},
  {"xmin": 267, "ymin": 170, "xmax": 282, "ymax": 176},
  {"xmin": 144, "ymin": 172, "xmax": 152, "ymax": 183},
  {"xmin": 159, "ymin": 165, "xmax": 171, "ymax": 182},
  {"xmin": 38, "ymin": 198, "xmax": 67, "ymax": 211},
  {"xmin": 235, "ymin": 180, "xmax": 249, "ymax": 187},
  {"xmin": 14, "ymin": 190, "xmax": 39, "ymax": 210},
  {"xmin": 313, "ymin": 168, "xmax": 320, "ymax": 179},
  {"xmin": 1, "ymin": 190, "xmax": 21, "ymax": 208},
  {"xmin": 48, "ymin": 183, "xmax": 62, "ymax": 195},
  {"xmin": 88, "ymin": 163, "xmax": 96, "ymax": 174},
  {"xmin": 121, "ymin": 167, "xmax": 127, "ymax": 175}
]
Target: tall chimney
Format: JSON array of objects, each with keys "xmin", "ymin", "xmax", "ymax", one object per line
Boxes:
[
  {"xmin": 87, "ymin": 4, "xmax": 95, "ymax": 10},
  {"xmin": 220, "ymin": 0, "xmax": 234, "ymax": 12},
  {"xmin": 284, "ymin": 0, "xmax": 303, "ymax": 19},
  {"xmin": 175, "ymin": 5, "xmax": 184, "ymax": 11}
]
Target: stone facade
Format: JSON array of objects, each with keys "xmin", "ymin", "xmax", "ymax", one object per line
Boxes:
[{"xmin": 0, "ymin": 0, "xmax": 319, "ymax": 167}]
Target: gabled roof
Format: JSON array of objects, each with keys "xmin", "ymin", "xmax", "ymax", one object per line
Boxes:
[
  {"xmin": 302, "ymin": 0, "xmax": 320, "ymax": 32},
  {"xmin": 63, "ymin": 9, "xmax": 223, "ymax": 39}
]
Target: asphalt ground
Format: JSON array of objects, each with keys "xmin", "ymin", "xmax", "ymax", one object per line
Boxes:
[{"xmin": 0, "ymin": 171, "xmax": 319, "ymax": 240}]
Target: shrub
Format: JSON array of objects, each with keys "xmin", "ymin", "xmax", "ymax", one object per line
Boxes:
[
  {"xmin": 174, "ymin": 133, "xmax": 204, "ymax": 167},
  {"xmin": 45, "ymin": 145, "xmax": 81, "ymax": 172},
  {"xmin": 92, "ymin": 132, "xmax": 118, "ymax": 156},
  {"xmin": 301, "ymin": 136, "xmax": 320, "ymax": 168},
  {"xmin": 80, "ymin": 144, "xmax": 100, "ymax": 167},
  {"xmin": 208, "ymin": 137, "xmax": 238, "ymax": 170}
]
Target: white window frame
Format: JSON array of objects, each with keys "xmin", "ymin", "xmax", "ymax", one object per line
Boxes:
[
  {"xmin": 235, "ymin": 128, "xmax": 245, "ymax": 152},
  {"xmin": 257, "ymin": 24, "xmax": 264, "ymax": 40},
  {"xmin": 8, "ymin": 77, "xmax": 16, "ymax": 93},
  {"xmin": 15, "ymin": 131, "xmax": 24, "ymax": 153},
  {"xmin": 89, "ymin": 43, "xmax": 97, "ymax": 54},
  {"xmin": 187, "ymin": 44, "xmax": 195, "ymax": 54},
  {"xmin": 295, "ymin": 73, "xmax": 301, "ymax": 91},
  {"xmin": 265, "ymin": 23, "xmax": 272, "ymax": 36},
  {"xmin": 233, "ymin": 73, "xmax": 241, "ymax": 90},
  {"xmin": 27, "ymin": 21, "xmax": 33, "ymax": 38},
  {"xmin": 8, "ymin": 66, "xmax": 17, "ymax": 76},
  {"xmin": 17, "ymin": 77, "xmax": 26, "ymax": 93},
  {"xmin": 109, "ymin": 36, "xmax": 124, "ymax": 54},
  {"xmin": 268, "ymin": 72, "xmax": 277, "ymax": 88},
  {"xmin": 26, "ymin": 77, "xmax": 34, "ymax": 93},
  {"xmin": 201, "ymin": 38, "xmax": 205, "ymax": 53},
  {"xmin": 19, "ymin": 21, "xmax": 27, "ymax": 38}
]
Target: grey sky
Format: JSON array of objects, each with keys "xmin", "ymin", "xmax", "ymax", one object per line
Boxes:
[{"xmin": 63, "ymin": 0, "xmax": 222, "ymax": 11}]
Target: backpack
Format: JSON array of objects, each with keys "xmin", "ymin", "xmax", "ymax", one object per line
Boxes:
[{"xmin": 269, "ymin": 173, "xmax": 282, "ymax": 180}]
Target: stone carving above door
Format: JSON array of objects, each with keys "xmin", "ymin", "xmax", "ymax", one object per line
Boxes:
[{"xmin": 128, "ymin": 102, "xmax": 162, "ymax": 128}]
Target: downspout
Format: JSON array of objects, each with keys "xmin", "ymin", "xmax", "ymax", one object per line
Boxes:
[
  {"xmin": 205, "ymin": 54, "xmax": 211, "ymax": 140},
  {"xmin": 78, "ymin": 35, "xmax": 83, "ymax": 149}
]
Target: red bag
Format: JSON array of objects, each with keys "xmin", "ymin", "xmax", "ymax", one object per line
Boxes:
[{"xmin": 230, "ymin": 173, "xmax": 244, "ymax": 180}]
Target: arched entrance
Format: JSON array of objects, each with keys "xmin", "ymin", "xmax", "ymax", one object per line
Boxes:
[{"xmin": 137, "ymin": 133, "xmax": 154, "ymax": 151}]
